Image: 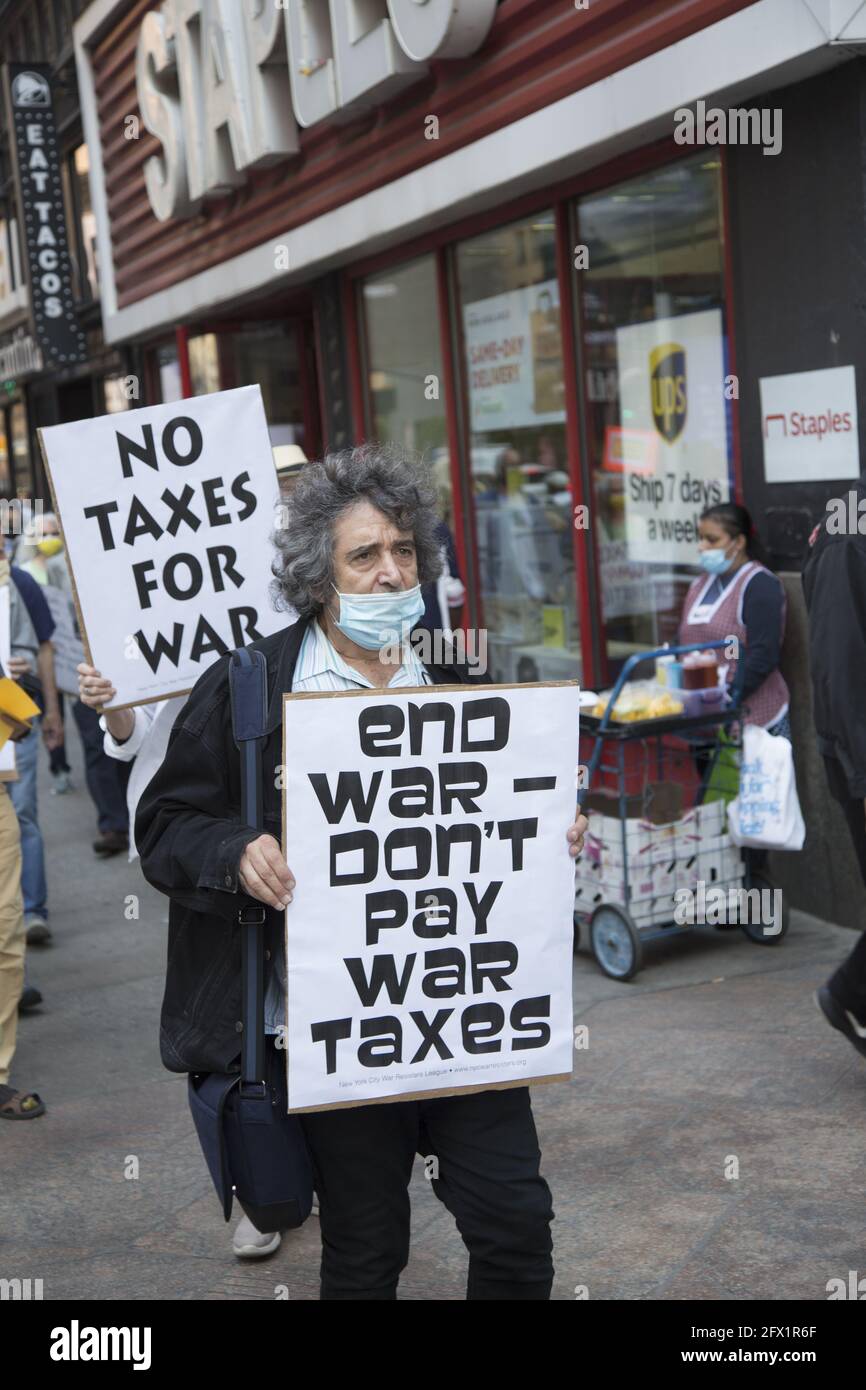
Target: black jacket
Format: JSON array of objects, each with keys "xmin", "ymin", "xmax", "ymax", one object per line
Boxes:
[
  {"xmin": 802, "ymin": 481, "xmax": 866, "ymax": 797},
  {"xmin": 135, "ymin": 616, "xmax": 490, "ymax": 1074}
]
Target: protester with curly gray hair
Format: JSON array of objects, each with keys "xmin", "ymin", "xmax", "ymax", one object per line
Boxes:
[{"xmin": 137, "ymin": 442, "xmax": 587, "ymax": 1299}]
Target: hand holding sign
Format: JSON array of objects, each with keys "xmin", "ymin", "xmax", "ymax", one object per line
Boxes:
[
  {"xmin": 238, "ymin": 834, "xmax": 295, "ymax": 909},
  {"xmin": 567, "ymin": 814, "xmax": 588, "ymax": 857}
]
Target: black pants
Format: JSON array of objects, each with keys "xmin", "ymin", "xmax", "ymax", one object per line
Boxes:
[
  {"xmin": 823, "ymin": 754, "xmax": 866, "ymax": 1019},
  {"xmin": 296, "ymin": 1056, "xmax": 554, "ymax": 1300},
  {"xmin": 49, "ymin": 691, "xmax": 71, "ymax": 775},
  {"xmin": 71, "ymin": 698, "xmax": 131, "ymax": 834}
]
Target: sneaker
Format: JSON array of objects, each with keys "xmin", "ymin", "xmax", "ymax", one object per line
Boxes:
[
  {"xmin": 25, "ymin": 914, "xmax": 51, "ymax": 945},
  {"xmin": 51, "ymin": 771, "xmax": 73, "ymax": 795},
  {"xmin": 815, "ymin": 985, "xmax": 866, "ymax": 1060},
  {"xmin": 18, "ymin": 985, "xmax": 43, "ymax": 1013},
  {"xmin": 232, "ymin": 1214, "xmax": 281, "ymax": 1259}
]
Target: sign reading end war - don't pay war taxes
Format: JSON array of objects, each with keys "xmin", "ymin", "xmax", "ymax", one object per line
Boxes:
[
  {"xmin": 281, "ymin": 682, "xmax": 580, "ymax": 1113},
  {"xmin": 38, "ymin": 385, "xmax": 284, "ymax": 709}
]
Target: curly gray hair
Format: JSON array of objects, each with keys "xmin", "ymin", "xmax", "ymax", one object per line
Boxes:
[{"xmin": 270, "ymin": 443, "xmax": 444, "ymax": 618}]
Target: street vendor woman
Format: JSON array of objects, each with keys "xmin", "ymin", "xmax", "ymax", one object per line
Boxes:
[
  {"xmin": 678, "ymin": 501, "xmax": 790, "ymax": 736},
  {"xmin": 135, "ymin": 444, "xmax": 587, "ymax": 1302}
]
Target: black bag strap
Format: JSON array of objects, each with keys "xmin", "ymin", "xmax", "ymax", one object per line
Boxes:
[{"xmin": 228, "ymin": 646, "xmax": 269, "ymax": 1093}]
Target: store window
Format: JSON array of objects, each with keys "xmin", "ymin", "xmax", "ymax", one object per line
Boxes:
[
  {"xmin": 575, "ymin": 155, "xmax": 730, "ymax": 679},
  {"xmin": 361, "ymin": 257, "xmax": 453, "ymax": 531},
  {"xmin": 188, "ymin": 333, "xmax": 220, "ymax": 396},
  {"xmin": 9, "ymin": 400, "xmax": 32, "ymax": 496},
  {"xmin": 63, "ymin": 144, "xmax": 99, "ymax": 302},
  {"xmin": 0, "ymin": 412, "xmax": 10, "ymax": 495},
  {"xmin": 149, "ymin": 323, "xmax": 310, "ymax": 451},
  {"xmin": 155, "ymin": 342, "xmax": 183, "ymax": 403},
  {"xmin": 0, "ymin": 221, "xmax": 16, "ymax": 303},
  {"xmin": 104, "ymin": 375, "xmax": 131, "ymax": 413},
  {"xmin": 454, "ymin": 214, "xmax": 578, "ymax": 685},
  {"xmin": 220, "ymin": 325, "xmax": 307, "ymax": 451}
]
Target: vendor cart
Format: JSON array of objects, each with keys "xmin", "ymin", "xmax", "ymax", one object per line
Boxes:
[{"xmin": 575, "ymin": 640, "xmax": 789, "ymax": 980}]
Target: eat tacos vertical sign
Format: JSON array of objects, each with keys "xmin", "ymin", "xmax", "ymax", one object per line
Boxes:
[{"xmin": 39, "ymin": 385, "xmax": 284, "ymax": 708}]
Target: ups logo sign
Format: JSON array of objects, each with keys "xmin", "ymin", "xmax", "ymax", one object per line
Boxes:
[{"xmin": 650, "ymin": 342, "xmax": 687, "ymax": 443}]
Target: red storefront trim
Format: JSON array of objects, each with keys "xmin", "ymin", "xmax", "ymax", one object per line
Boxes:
[
  {"xmin": 175, "ymin": 325, "xmax": 192, "ymax": 399},
  {"xmin": 555, "ymin": 200, "xmax": 600, "ymax": 693},
  {"xmin": 344, "ymin": 277, "xmax": 368, "ymax": 446},
  {"xmin": 435, "ymin": 244, "xmax": 474, "ymax": 634}
]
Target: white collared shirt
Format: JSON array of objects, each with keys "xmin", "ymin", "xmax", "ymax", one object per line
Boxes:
[{"xmin": 291, "ymin": 616, "xmax": 432, "ymax": 693}]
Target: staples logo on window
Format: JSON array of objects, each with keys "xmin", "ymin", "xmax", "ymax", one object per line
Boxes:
[{"xmin": 760, "ymin": 366, "xmax": 859, "ymax": 484}]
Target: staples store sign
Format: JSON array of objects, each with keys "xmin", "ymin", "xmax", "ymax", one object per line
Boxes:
[
  {"xmin": 137, "ymin": 0, "xmax": 497, "ymax": 222},
  {"xmin": 760, "ymin": 365, "xmax": 859, "ymax": 483}
]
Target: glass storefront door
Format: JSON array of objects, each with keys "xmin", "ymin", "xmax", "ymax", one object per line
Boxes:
[
  {"xmin": 361, "ymin": 255, "xmax": 454, "ymax": 531},
  {"xmin": 575, "ymin": 155, "xmax": 731, "ymax": 680},
  {"xmin": 453, "ymin": 215, "xmax": 580, "ymax": 686}
]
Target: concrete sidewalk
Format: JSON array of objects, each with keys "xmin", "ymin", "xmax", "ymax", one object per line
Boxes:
[{"xmin": 2, "ymin": 729, "xmax": 863, "ymax": 1301}]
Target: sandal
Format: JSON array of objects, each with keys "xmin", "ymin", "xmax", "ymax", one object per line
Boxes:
[{"xmin": 0, "ymin": 1083, "xmax": 46, "ymax": 1119}]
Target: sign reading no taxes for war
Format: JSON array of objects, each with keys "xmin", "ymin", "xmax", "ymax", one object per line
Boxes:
[
  {"xmin": 39, "ymin": 386, "xmax": 284, "ymax": 709},
  {"xmin": 281, "ymin": 681, "xmax": 580, "ymax": 1112}
]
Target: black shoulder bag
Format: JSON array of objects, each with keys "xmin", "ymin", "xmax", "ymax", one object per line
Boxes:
[{"xmin": 186, "ymin": 646, "xmax": 314, "ymax": 1234}]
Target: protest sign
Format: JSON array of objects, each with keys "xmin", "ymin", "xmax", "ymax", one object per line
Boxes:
[
  {"xmin": 281, "ymin": 681, "xmax": 580, "ymax": 1112},
  {"xmin": 41, "ymin": 585, "xmax": 85, "ymax": 696},
  {"xmin": 39, "ymin": 385, "xmax": 283, "ymax": 709}
]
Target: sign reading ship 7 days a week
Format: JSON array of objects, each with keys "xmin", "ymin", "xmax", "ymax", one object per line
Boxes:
[
  {"xmin": 39, "ymin": 385, "xmax": 283, "ymax": 709},
  {"xmin": 281, "ymin": 681, "xmax": 580, "ymax": 1113}
]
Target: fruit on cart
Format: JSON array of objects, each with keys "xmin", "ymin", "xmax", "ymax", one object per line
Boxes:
[{"xmin": 591, "ymin": 681, "xmax": 683, "ymax": 722}]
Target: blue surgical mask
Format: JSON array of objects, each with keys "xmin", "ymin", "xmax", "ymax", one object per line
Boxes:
[
  {"xmin": 330, "ymin": 582, "xmax": 425, "ymax": 650},
  {"xmin": 698, "ymin": 544, "xmax": 734, "ymax": 576}
]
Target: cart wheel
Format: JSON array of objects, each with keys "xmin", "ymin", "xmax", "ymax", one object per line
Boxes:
[
  {"xmin": 740, "ymin": 871, "xmax": 789, "ymax": 944},
  {"xmin": 572, "ymin": 914, "xmax": 581, "ymax": 953},
  {"xmin": 590, "ymin": 904, "xmax": 643, "ymax": 980}
]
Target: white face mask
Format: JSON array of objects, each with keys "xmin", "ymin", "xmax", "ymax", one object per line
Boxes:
[{"xmin": 330, "ymin": 582, "xmax": 425, "ymax": 650}]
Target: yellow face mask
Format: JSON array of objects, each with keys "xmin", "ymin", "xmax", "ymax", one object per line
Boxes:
[{"xmin": 36, "ymin": 537, "xmax": 63, "ymax": 557}]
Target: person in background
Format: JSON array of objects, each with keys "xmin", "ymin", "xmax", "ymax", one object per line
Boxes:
[
  {"xmin": 678, "ymin": 503, "xmax": 790, "ymax": 884},
  {"xmin": 273, "ymin": 445, "xmax": 307, "ymax": 495},
  {"xmin": 17, "ymin": 511, "xmax": 130, "ymax": 851},
  {"xmin": 18, "ymin": 512, "xmax": 74, "ymax": 793},
  {"xmin": 679, "ymin": 503, "xmax": 790, "ymax": 736},
  {"xmin": 417, "ymin": 520, "xmax": 465, "ymax": 637},
  {"xmin": 3, "ymin": 554, "xmax": 64, "ymax": 952},
  {"xmin": 72, "ymin": 690, "xmax": 132, "ymax": 858},
  {"xmin": 803, "ymin": 487, "xmax": 866, "ymax": 1058},
  {"xmin": 75, "ymin": 448, "xmax": 307, "ymax": 1258}
]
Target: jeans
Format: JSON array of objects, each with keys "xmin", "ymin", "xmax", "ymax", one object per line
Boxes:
[
  {"xmin": 71, "ymin": 699, "xmax": 130, "ymax": 835},
  {"xmin": 823, "ymin": 753, "xmax": 866, "ymax": 1020},
  {"xmin": 7, "ymin": 720, "xmax": 47, "ymax": 921},
  {"xmin": 292, "ymin": 1034, "xmax": 555, "ymax": 1300}
]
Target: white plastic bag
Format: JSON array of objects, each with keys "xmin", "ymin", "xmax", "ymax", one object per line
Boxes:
[{"xmin": 728, "ymin": 724, "xmax": 805, "ymax": 851}]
